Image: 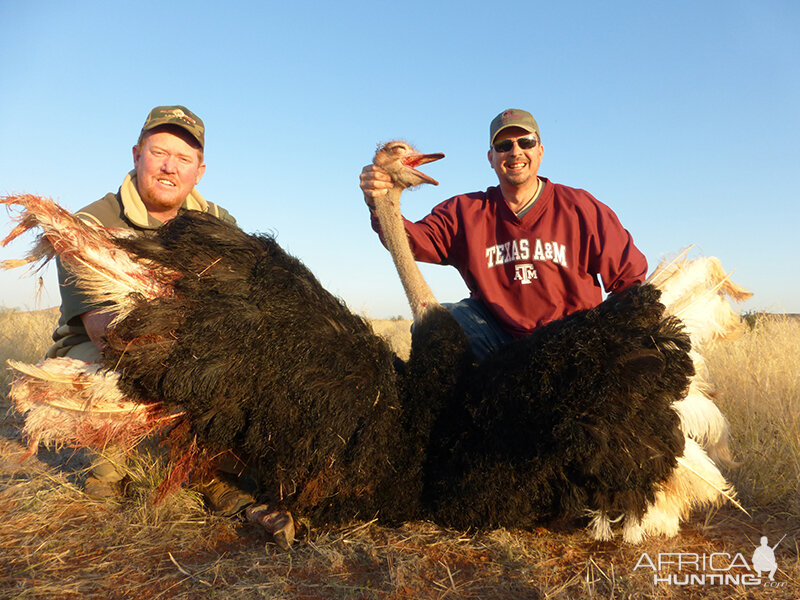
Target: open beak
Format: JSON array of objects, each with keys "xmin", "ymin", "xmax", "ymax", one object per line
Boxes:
[{"xmin": 402, "ymin": 152, "xmax": 445, "ymax": 185}]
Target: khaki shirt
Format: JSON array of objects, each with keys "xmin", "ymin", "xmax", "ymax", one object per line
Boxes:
[{"xmin": 47, "ymin": 171, "xmax": 235, "ymax": 358}]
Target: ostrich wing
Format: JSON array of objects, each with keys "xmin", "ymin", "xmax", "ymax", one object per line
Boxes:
[
  {"xmin": 1, "ymin": 194, "xmax": 178, "ymax": 323},
  {"xmin": 7, "ymin": 357, "xmax": 178, "ymax": 455},
  {"xmin": 648, "ymin": 252, "xmax": 752, "ymax": 348},
  {"xmin": 1, "ymin": 194, "xmax": 182, "ymax": 454}
]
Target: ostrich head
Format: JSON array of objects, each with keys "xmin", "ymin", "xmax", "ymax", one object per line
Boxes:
[
  {"xmin": 369, "ymin": 141, "xmax": 444, "ymax": 320},
  {"xmin": 373, "ymin": 141, "xmax": 444, "ymax": 189}
]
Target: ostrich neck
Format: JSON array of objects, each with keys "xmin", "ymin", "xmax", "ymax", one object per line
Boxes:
[{"xmin": 373, "ymin": 186, "xmax": 440, "ymax": 321}]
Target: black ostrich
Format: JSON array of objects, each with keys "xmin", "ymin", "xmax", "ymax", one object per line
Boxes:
[{"xmin": 102, "ymin": 209, "xmax": 428, "ymax": 526}]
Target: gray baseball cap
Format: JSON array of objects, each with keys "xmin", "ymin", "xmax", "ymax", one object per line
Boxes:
[{"xmin": 490, "ymin": 108, "xmax": 540, "ymax": 145}]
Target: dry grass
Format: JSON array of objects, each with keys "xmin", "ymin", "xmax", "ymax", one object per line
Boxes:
[
  {"xmin": 705, "ymin": 315, "xmax": 800, "ymax": 521},
  {"xmin": 0, "ymin": 307, "xmax": 58, "ymax": 396},
  {"xmin": 369, "ymin": 319, "xmax": 412, "ymax": 361},
  {"xmin": 1, "ymin": 309, "xmax": 798, "ymax": 599}
]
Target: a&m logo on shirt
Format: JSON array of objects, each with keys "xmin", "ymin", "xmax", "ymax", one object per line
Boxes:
[{"xmin": 514, "ymin": 264, "xmax": 537, "ymax": 284}]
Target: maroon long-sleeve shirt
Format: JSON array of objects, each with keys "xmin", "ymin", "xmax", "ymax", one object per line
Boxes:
[{"xmin": 371, "ymin": 178, "xmax": 647, "ymax": 337}]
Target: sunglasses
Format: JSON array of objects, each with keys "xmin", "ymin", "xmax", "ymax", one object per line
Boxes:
[{"xmin": 492, "ymin": 135, "xmax": 539, "ymax": 153}]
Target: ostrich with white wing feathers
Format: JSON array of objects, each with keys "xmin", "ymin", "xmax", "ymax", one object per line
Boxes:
[
  {"xmin": 1, "ymin": 148, "xmax": 748, "ymax": 542},
  {"xmin": 369, "ymin": 141, "xmax": 749, "ymax": 542}
]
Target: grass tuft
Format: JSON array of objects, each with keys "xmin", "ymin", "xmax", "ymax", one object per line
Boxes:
[
  {"xmin": 0, "ymin": 307, "xmax": 58, "ymax": 396},
  {"xmin": 706, "ymin": 315, "xmax": 800, "ymax": 523}
]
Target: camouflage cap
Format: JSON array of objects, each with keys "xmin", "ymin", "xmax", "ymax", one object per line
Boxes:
[
  {"xmin": 140, "ymin": 105, "xmax": 205, "ymax": 149},
  {"xmin": 489, "ymin": 108, "xmax": 540, "ymax": 145}
]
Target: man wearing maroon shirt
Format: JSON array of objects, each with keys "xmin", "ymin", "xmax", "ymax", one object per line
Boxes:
[{"xmin": 360, "ymin": 108, "xmax": 647, "ymax": 359}]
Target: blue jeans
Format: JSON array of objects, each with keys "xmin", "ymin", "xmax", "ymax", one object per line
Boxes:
[{"xmin": 441, "ymin": 298, "xmax": 513, "ymax": 360}]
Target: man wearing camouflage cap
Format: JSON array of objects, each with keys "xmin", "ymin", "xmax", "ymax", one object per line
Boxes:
[
  {"xmin": 360, "ymin": 108, "xmax": 646, "ymax": 359},
  {"xmin": 47, "ymin": 106, "xmax": 246, "ymax": 510},
  {"xmin": 49, "ymin": 105, "xmax": 234, "ymax": 365}
]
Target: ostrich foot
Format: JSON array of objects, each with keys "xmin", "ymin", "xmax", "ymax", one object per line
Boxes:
[{"xmin": 246, "ymin": 504, "xmax": 295, "ymax": 549}]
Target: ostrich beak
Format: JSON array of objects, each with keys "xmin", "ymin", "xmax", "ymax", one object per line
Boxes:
[{"xmin": 402, "ymin": 152, "xmax": 445, "ymax": 185}]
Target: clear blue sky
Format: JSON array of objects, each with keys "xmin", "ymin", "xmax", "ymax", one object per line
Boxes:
[{"xmin": 1, "ymin": 1, "xmax": 798, "ymax": 318}]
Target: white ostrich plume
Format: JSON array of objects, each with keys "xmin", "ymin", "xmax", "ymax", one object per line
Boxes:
[
  {"xmin": 7, "ymin": 357, "xmax": 181, "ymax": 455},
  {"xmin": 1, "ymin": 194, "xmax": 179, "ymax": 324},
  {"xmin": 648, "ymin": 248, "xmax": 752, "ymax": 349}
]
